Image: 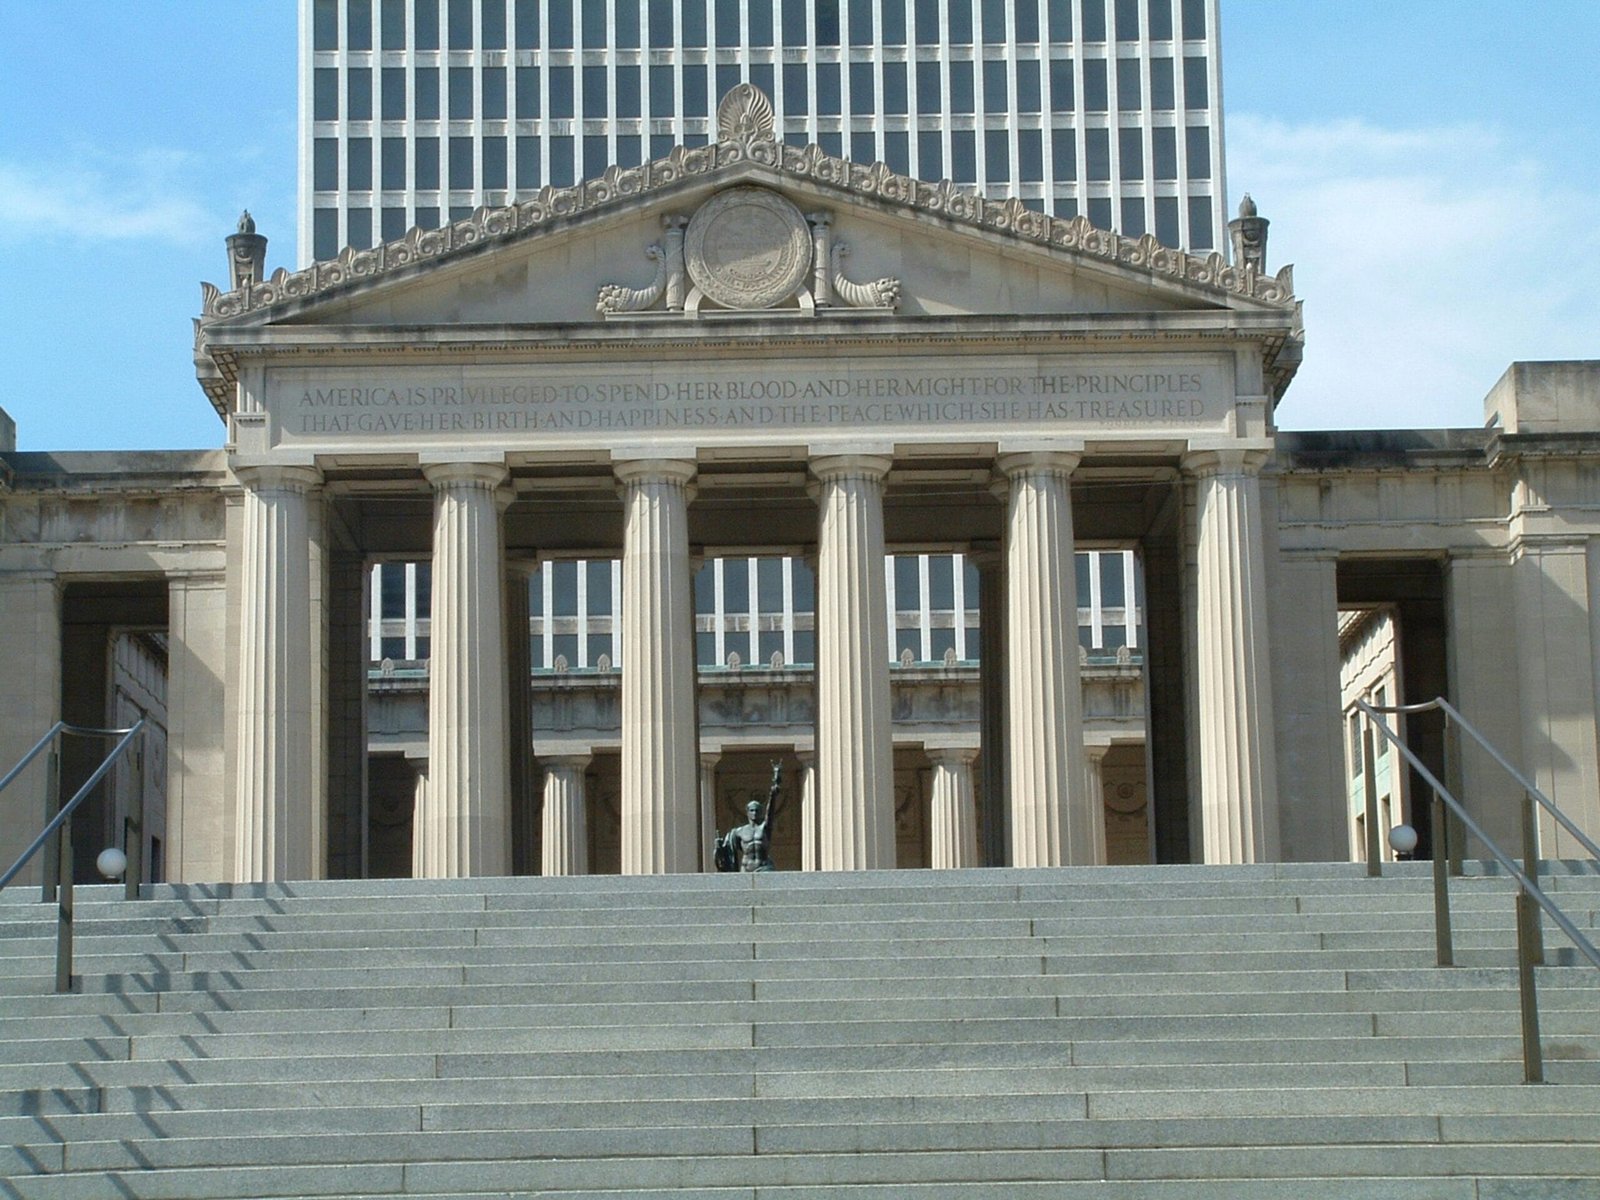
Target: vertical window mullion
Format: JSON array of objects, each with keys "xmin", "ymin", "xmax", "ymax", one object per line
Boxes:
[
  {"xmin": 576, "ymin": 557, "xmax": 589, "ymax": 667},
  {"xmin": 369, "ymin": 563, "xmax": 383, "ymax": 659},
  {"xmin": 542, "ymin": 562, "xmax": 555, "ymax": 670},
  {"xmin": 713, "ymin": 557, "xmax": 726, "ymax": 666},
  {"xmin": 1124, "ymin": 548, "xmax": 1139, "ymax": 648},
  {"xmin": 953, "ymin": 551, "xmax": 967, "ymax": 661},
  {"xmin": 746, "ymin": 558, "xmax": 760, "ymax": 667},
  {"xmin": 918, "ymin": 553, "xmax": 932, "ymax": 662},
  {"xmin": 1089, "ymin": 550, "xmax": 1103, "ymax": 649},
  {"xmin": 403, "ymin": 561, "xmax": 417, "ymax": 658},
  {"xmin": 611, "ymin": 559, "xmax": 623, "ymax": 669},
  {"xmin": 884, "ymin": 554, "xmax": 897, "ymax": 664},
  {"xmin": 1204, "ymin": 0, "xmax": 1224, "ymax": 252},
  {"xmin": 782, "ymin": 555, "xmax": 796, "ymax": 666}
]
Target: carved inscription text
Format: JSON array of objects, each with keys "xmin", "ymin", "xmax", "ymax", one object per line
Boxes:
[{"xmin": 267, "ymin": 358, "xmax": 1232, "ymax": 447}]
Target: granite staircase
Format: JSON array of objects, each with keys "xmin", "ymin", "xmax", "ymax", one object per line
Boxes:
[{"xmin": 2, "ymin": 863, "xmax": 1599, "ymax": 1199}]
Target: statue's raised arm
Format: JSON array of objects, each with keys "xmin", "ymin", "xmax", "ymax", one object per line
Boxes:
[{"xmin": 764, "ymin": 759, "xmax": 783, "ymax": 828}]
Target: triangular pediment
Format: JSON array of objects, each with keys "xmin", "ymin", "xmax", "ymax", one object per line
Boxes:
[{"xmin": 200, "ymin": 142, "xmax": 1295, "ymax": 333}]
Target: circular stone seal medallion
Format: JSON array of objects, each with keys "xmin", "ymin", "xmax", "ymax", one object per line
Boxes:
[{"xmin": 684, "ymin": 187, "xmax": 812, "ymax": 309}]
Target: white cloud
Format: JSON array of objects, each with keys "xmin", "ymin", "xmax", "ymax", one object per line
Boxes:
[
  {"xmin": 1228, "ymin": 115, "xmax": 1600, "ymax": 431},
  {"xmin": 0, "ymin": 148, "xmax": 219, "ymax": 245}
]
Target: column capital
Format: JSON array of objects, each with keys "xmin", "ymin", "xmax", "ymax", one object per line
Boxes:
[
  {"xmin": 1180, "ymin": 446, "xmax": 1272, "ymax": 478},
  {"xmin": 544, "ymin": 753, "xmax": 592, "ymax": 772},
  {"xmin": 810, "ymin": 453, "xmax": 893, "ymax": 485},
  {"xmin": 926, "ymin": 744, "xmax": 980, "ymax": 768},
  {"xmin": 613, "ymin": 457, "xmax": 698, "ymax": 488},
  {"xmin": 1082, "ymin": 741, "xmax": 1114, "ymax": 765},
  {"xmin": 232, "ymin": 463, "xmax": 322, "ymax": 492},
  {"xmin": 422, "ymin": 460, "xmax": 510, "ymax": 490},
  {"xmin": 996, "ymin": 449, "xmax": 1082, "ymax": 481}
]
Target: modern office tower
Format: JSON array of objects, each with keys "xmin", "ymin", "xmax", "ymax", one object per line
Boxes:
[{"xmin": 301, "ymin": 0, "xmax": 1227, "ymax": 263}]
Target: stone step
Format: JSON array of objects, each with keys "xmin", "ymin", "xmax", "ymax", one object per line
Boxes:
[
  {"xmin": 12, "ymin": 1004, "xmax": 1597, "ymax": 1070},
  {"xmin": 9, "ymin": 979, "xmax": 1592, "ymax": 1043},
  {"xmin": 0, "ymin": 1056, "xmax": 1439, "ymax": 1100},
  {"xmin": 16, "ymin": 1059, "xmax": 1600, "ymax": 1123},
  {"xmin": 7, "ymin": 869, "xmax": 1590, "ymax": 921},
  {"xmin": 3, "ymin": 891, "xmax": 1589, "ymax": 954},
  {"xmin": 4, "ymin": 1115, "xmax": 1598, "ymax": 1178},
  {"xmin": 34, "ymin": 947, "xmax": 1566, "ymax": 996},
  {"xmin": 17, "ymin": 1102, "xmax": 1586, "ymax": 1152},
  {"xmin": 6, "ymin": 962, "xmax": 1594, "ymax": 1017},
  {"xmin": 0, "ymin": 1041, "xmax": 1504, "ymax": 1096},
  {"xmin": 11, "ymin": 1182, "xmax": 1596, "ymax": 1200},
  {"xmin": 0, "ymin": 1029, "xmax": 1586, "ymax": 1089},
  {"xmin": 9, "ymin": 1143, "xmax": 1600, "ymax": 1199}
]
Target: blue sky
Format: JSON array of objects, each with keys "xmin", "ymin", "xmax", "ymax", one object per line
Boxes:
[{"xmin": 1, "ymin": 2, "xmax": 1595, "ymax": 450}]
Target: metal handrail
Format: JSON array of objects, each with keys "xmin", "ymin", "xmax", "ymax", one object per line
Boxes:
[
  {"xmin": 1377, "ymin": 697, "xmax": 1600, "ymax": 864},
  {"xmin": 1354, "ymin": 699, "xmax": 1600, "ymax": 1083},
  {"xmin": 0, "ymin": 720, "xmax": 147, "ymax": 992}
]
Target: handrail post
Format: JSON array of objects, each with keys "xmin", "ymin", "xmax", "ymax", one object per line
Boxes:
[
  {"xmin": 54, "ymin": 795, "xmax": 74, "ymax": 994},
  {"xmin": 1521, "ymin": 790, "xmax": 1545, "ymax": 965},
  {"xmin": 124, "ymin": 743, "xmax": 144, "ymax": 901},
  {"xmin": 41, "ymin": 750, "xmax": 60, "ymax": 904},
  {"xmin": 1362, "ymin": 718, "xmax": 1382, "ymax": 877},
  {"xmin": 1431, "ymin": 790, "xmax": 1454, "ymax": 967},
  {"xmin": 1515, "ymin": 890, "xmax": 1545, "ymax": 1083}
]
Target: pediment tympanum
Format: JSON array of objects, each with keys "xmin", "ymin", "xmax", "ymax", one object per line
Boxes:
[{"xmin": 198, "ymin": 98, "xmax": 1295, "ymax": 333}]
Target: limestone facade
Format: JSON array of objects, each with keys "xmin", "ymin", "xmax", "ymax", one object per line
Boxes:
[{"xmin": 3, "ymin": 139, "xmax": 1598, "ymax": 884}]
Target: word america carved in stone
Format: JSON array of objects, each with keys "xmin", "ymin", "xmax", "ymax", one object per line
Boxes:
[{"xmin": 596, "ymin": 186, "xmax": 901, "ymax": 316}]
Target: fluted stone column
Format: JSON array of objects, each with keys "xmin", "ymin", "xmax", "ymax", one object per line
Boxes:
[
  {"xmin": 1083, "ymin": 742, "xmax": 1112, "ymax": 865},
  {"xmin": 699, "ymin": 752, "xmax": 720, "ymax": 872},
  {"xmin": 928, "ymin": 746, "xmax": 981, "ymax": 869},
  {"xmin": 1185, "ymin": 449, "xmax": 1280, "ymax": 862},
  {"xmin": 812, "ymin": 454, "xmax": 895, "ymax": 870},
  {"xmin": 233, "ymin": 465, "xmax": 321, "ymax": 882},
  {"xmin": 999, "ymin": 451, "xmax": 1091, "ymax": 867},
  {"xmin": 616, "ymin": 459, "xmax": 699, "ymax": 874},
  {"xmin": 410, "ymin": 762, "xmax": 428, "ymax": 872},
  {"xmin": 797, "ymin": 750, "xmax": 818, "ymax": 871},
  {"xmin": 418, "ymin": 461, "xmax": 512, "ymax": 878},
  {"xmin": 540, "ymin": 755, "xmax": 590, "ymax": 876},
  {"xmin": 972, "ymin": 550, "xmax": 1008, "ymax": 866}
]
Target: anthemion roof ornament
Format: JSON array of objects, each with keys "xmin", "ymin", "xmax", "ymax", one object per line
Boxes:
[
  {"xmin": 1229, "ymin": 194, "xmax": 1270, "ymax": 273},
  {"xmin": 716, "ymin": 82, "xmax": 776, "ymax": 143},
  {"xmin": 226, "ymin": 209, "xmax": 267, "ymax": 290}
]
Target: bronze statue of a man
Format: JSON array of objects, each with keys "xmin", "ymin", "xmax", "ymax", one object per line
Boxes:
[{"xmin": 714, "ymin": 760, "xmax": 783, "ymax": 872}]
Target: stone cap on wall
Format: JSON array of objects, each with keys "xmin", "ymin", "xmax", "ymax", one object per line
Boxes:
[{"xmin": 1484, "ymin": 361, "xmax": 1600, "ymax": 435}]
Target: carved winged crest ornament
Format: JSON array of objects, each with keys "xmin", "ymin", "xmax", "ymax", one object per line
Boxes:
[
  {"xmin": 596, "ymin": 186, "xmax": 902, "ymax": 316},
  {"xmin": 716, "ymin": 83, "xmax": 775, "ymax": 143}
]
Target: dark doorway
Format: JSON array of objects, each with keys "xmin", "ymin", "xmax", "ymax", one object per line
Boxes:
[
  {"xmin": 1337, "ymin": 559, "xmax": 1449, "ymax": 858},
  {"xmin": 59, "ymin": 580, "xmax": 168, "ymax": 883}
]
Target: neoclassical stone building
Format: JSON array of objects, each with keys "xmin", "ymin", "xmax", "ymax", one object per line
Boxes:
[{"xmin": 3, "ymin": 110, "xmax": 1596, "ymax": 884}]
